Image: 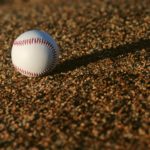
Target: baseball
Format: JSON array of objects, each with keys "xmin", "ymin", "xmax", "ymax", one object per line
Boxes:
[{"xmin": 11, "ymin": 30, "xmax": 59, "ymax": 77}]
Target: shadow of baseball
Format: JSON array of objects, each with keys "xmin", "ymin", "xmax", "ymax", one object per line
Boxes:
[{"xmin": 52, "ymin": 39, "xmax": 150, "ymax": 75}]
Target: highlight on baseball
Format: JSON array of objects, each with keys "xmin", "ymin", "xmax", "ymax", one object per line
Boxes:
[{"xmin": 11, "ymin": 30, "xmax": 59, "ymax": 77}]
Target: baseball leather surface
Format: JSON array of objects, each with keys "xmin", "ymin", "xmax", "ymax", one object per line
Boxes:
[{"xmin": 11, "ymin": 30, "xmax": 59, "ymax": 77}]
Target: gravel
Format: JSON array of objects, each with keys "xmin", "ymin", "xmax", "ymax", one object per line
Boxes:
[{"xmin": 0, "ymin": 0, "xmax": 150, "ymax": 149}]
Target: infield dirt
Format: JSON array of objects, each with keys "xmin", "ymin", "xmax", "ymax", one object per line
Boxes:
[{"xmin": 0, "ymin": 0, "xmax": 150, "ymax": 149}]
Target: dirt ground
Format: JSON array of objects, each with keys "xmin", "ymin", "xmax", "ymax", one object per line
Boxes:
[{"xmin": 0, "ymin": 0, "xmax": 150, "ymax": 149}]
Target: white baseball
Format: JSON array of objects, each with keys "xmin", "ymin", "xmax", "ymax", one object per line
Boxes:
[{"xmin": 11, "ymin": 30, "xmax": 59, "ymax": 77}]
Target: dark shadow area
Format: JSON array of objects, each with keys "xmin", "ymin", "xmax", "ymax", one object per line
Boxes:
[
  {"xmin": 0, "ymin": 0, "xmax": 9, "ymax": 5},
  {"xmin": 52, "ymin": 39, "xmax": 150, "ymax": 75}
]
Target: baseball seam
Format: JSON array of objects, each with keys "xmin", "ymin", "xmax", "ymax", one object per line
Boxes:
[{"xmin": 13, "ymin": 38, "xmax": 58, "ymax": 77}]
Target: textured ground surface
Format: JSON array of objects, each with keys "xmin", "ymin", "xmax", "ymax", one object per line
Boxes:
[{"xmin": 0, "ymin": 0, "xmax": 150, "ymax": 149}]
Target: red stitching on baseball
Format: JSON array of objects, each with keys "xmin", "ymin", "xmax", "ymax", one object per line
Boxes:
[
  {"xmin": 14, "ymin": 64, "xmax": 52, "ymax": 77},
  {"xmin": 13, "ymin": 38, "xmax": 58, "ymax": 77}
]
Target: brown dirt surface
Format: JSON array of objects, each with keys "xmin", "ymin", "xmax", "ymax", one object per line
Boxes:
[{"xmin": 0, "ymin": 0, "xmax": 150, "ymax": 149}]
